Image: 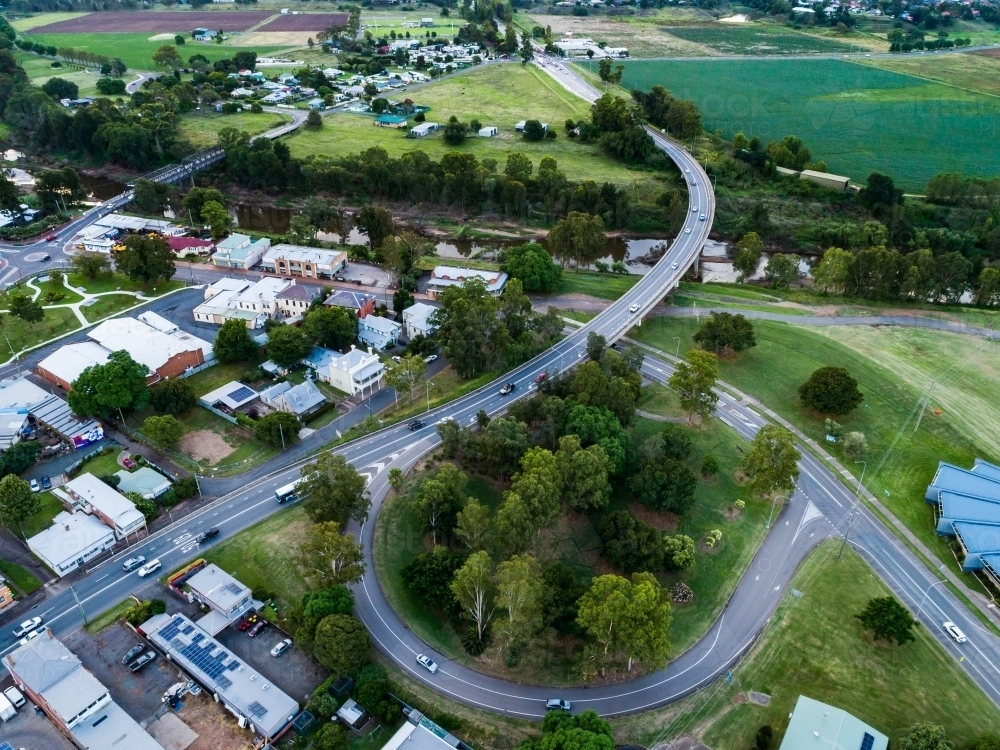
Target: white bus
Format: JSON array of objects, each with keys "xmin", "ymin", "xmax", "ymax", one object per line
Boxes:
[{"xmin": 275, "ymin": 480, "xmax": 303, "ymax": 504}]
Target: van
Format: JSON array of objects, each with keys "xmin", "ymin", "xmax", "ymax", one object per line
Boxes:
[
  {"xmin": 137, "ymin": 559, "xmax": 162, "ymax": 577},
  {"xmin": 0, "ymin": 693, "xmax": 15, "ymax": 722}
]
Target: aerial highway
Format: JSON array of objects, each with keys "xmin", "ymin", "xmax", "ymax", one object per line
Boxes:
[{"xmin": 0, "ymin": 56, "xmax": 997, "ymax": 725}]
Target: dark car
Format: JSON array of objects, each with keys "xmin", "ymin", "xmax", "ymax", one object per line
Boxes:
[
  {"xmin": 40, "ymin": 475, "xmax": 51, "ymax": 490},
  {"xmin": 248, "ymin": 620, "xmax": 269, "ymax": 638},
  {"xmin": 407, "ymin": 419, "xmax": 425, "ymax": 431},
  {"xmin": 121, "ymin": 644, "xmax": 144, "ymax": 665},
  {"xmin": 196, "ymin": 528, "xmax": 220, "ymax": 544},
  {"xmin": 499, "ymin": 382, "xmax": 515, "ymax": 396},
  {"xmin": 130, "ymin": 651, "xmax": 156, "ymax": 672},
  {"xmin": 38, "ymin": 254, "xmax": 50, "ymax": 262}
]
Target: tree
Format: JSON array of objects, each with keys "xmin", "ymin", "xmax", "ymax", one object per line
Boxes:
[
  {"xmin": 384, "ymin": 354, "xmax": 427, "ymax": 404},
  {"xmin": 547, "ymin": 212, "xmax": 606, "ymax": 266},
  {"xmin": 600, "ymin": 511, "xmax": 663, "ymax": 572},
  {"xmin": 455, "ymin": 498, "xmax": 491, "ymax": 551},
  {"xmin": 799, "ymin": 366, "xmax": 863, "ymax": 415},
  {"xmin": 739, "ymin": 425, "xmax": 801, "ymax": 497},
  {"xmin": 565, "ymin": 404, "xmax": 629, "ymax": 475},
  {"xmin": 182, "ymin": 187, "xmax": 226, "ymax": 222},
  {"xmin": 117, "ymin": 234, "xmax": 175, "ymax": 284},
  {"xmin": 733, "ymin": 232, "xmax": 763, "ymax": 283},
  {"xmin": 142, "ymin": 415, "xmax": 183, "ymax": 448},
  {"xmin": 693, "ymin": 312, "xmax": 756, "ymax": 354},
  {"xmin": 763, "ymin": 253, "xmax": 800, "ymax": 289},
  {"xmin": 213, "ymin": 319, "xmax": 258, "ymax": 363},
  {"xmin": 200, "ymin": 199, "xmax": 232, "ymax": 240},
  {"xmin": 8, "ymin": 294, "xmax": 42, "ymax": 327},
  {"xmin": 630, "ymin": 453, "xmax": 697, "ymax": 514},
  {"xmin": 495, "ymin": 491, "xmax": 535, "ymax": 554},
  {"xmin": 355, "ymin": 205, "xmax": 394, "ymax": 252},
  {"xmin": 451, "ymin": 550, "xmax": 495, "ymax": 642},
  {"xmin": 0, "ymin": 174, "xmax": 20, "ymax": 214},
  {"xmin": 555, "ymin": 435, "xmax": 611, "ymax": 511},
  {"xmin": 502, "ymin": 242, "xmax": 562, "ymax": 292},
  {"xmin": 312, "ymin": 723, "xmax": 348, "ymax": 750},
  {"xmin": 897, "ymin": 725, "xmax": 950, "ymax": 750},
  {"xmin": 306, "ymin": 109, "xmax": 323, "ymax": 129},
  {"xmin": 859, "ymin": 172, "xmax": 904, "ymax": 214},
  {"xmin": 301, "ymin": 453, "xmax": 371, "ymax": 526},
  {"xmin": 443, "ymin": 115, "xmax": 468, "ymax": 145},
  {"xmin": 856, "ymin": 595, "xmax": 916, "ymax": 645},
  {"xmin": 494, "ymin": 554, "xmax": 543, "ymax": 652},
  {"xmin": 812, "ymin": 247, "xmax": 853, "ymax": 294},
  {"xmin": 519, "ymin": 30, "xmax": 534, "ymax": 65},
  {"xmin": 586, "ymin": 332, "xmax": 607, "ymax": 363},
  {"xmin": 411, "ymin": 463, "xmax": 467, "ymax": 544},
  {"xmin": 267, "ymin": 324, "xmax": 311, "ymax": 368},
  {"xmin": 298, "ymin": 521, "xmax": 366, "ymax": 588},
  {"xmin": 150, "ymin": 378, "xmax": 196, "ymax": 415},
  {"xmin": 41, "ymin": 77, "xmax": 78, "ymax": 100},
  {"xmin": 968, "ymin": 734, "xmax": 1000, "ymax": 750},
  {"xmin": 152, "ymin": 44, "xmax": 183, "ymax": 70},
  {"xmin": 0, "ymin": 441, "xmax": 39, "ymax": 479},
  {"xmin": 842, "ymin": 431, "xmax": 867, "ymax": 458},
  {"xmin": 479, "ymin": 416, "xmax": 530, "ymax": 479},
  {"xmin": 0, "ymin": 475, "xmax": 39, "ymax": 534},
  {"xmin": 522, "ymin": 119, "xmax": 546, "ymax": 141},
  {"xmin": 662, "ymin": 534, "xmax": 695, "ymax": 570},
  {"xmin": 69, "ymin": 350, "xmax": 150, "ymax": 417},
  {"xmin": 313, "ymin": 614, "xmax": 370, "ymax": 675},
  {"xmin": 304, "ymin": 306, "xmax": 356, "ymax": 350},
  {"xmin": 511, "ymin": 447, "xmax": 562, "ymax": 530},
  {"xmin": 669, "ymin": 349, "xmax": 719, "ymax": 424},
  {"xmin": 402, "ymin": 546, "xmax": 461, "ymax": 610},
  {"xmin": 253, "ymin": 412, "xmax": 300, "ymax": 448},
  {"xmin": 72, "ymin": 251, "xmax": 111, "ymax": 280},
  {"xmin": 388, "ymin": 468, "xmax": 404, "ymax": 493}
]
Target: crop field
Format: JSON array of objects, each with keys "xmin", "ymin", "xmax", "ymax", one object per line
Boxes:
[
  {"xmin": 662, "ymin": 24, "xmax": 858, "ymax": 55},
  {"xmin": 600, "ymin": 57, "xmax": 1000, "ymax": 190},
  {"xmin": 259, "ymin": 12, "xmax": 347, "ymax": 31},
  {"xmin": 285, "ymin": 64, "xmax": 659, "ymax": 188},
  {"xmin": 525, "ymin": 11, "xmax": 711, "ymax": 58},
  {"xmin": 28, "ymin": 10, "xmax": 275, "ymax": 33},
  {"xmin": 9, "ymin": 12, "xmax": 88, "ymax": 31}
]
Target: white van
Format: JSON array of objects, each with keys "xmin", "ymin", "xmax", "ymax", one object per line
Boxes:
[{"xmin": 0, "ymin": 692, "xmax": 16, "ymax": 722}]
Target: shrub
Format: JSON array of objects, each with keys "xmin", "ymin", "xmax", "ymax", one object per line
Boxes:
[
  {"xmin": 700, "ymin": 454, "xmax": 719, "ymax": 477},
  {"xmin": 173, "ymin": 476, "xmax": 198, "ymax": 500}
]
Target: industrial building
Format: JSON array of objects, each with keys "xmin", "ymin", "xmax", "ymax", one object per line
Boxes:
[{"xmin": 0, "ymin": 376, "xmax": 103, "ymax": 450}]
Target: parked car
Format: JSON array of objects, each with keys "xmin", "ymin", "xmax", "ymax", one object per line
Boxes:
[
  {"xmin": 196, "ymin": 528, "xmax": 220, "ymax": 544},
  {"xmin": 546, "ymin": 698, "xmax": 571, "ymax": 712},
  {"xmin": 122, "ymin": 457, "xmax": 136, "ymax": 470},
  {"xmin": 29, "ymin": 479, "xmax": 39, "ymax": 493},
  {"xmin": 3, "ymin": 686, "xmax": 25, "ymax": 708},
  {"xmin": 40, "ymin": 475, "xmax": 51, "ymax": 490},
  {"xmin": 499, "ymin": 382, "xmax": 515, "ymax": 396},
  {"xmin": 121, "ymin": 644, "xmax": 144, "ymax": 665},
  {"xmin": 12, "ymin": 617, "xmax": 42, "ymax": 637},
  {"xmin": 943, "ymin": 621, "xmax": 968, "ymax": 643},
  {"xmin": 122, "ymin": 556, "xmax": 146, "ymax": 572},
  {"xmin": 407, "ymin": 419, "xmax": 425, "ymax": 431},
  {"xmin": 137, "ymin": 559, "xmax": 161, "ymax": 577},
  {"xmin": 18, "ymin": 627, "xmax": 44, "ymax": 646},
  {"xmin": 416, "ymin": 654, "xmax": 439, "ymax": 674},
  {"xmin": 270, "ymin": 638, "xmax": 293, "ymax": 657},
  {"xmin": 534, "ymin": 372, "xmax": 548, "ymax": 384},
  {"xmin": 424, "ymin": 354, "xmax": 438, "ymax": 363},
  {"xmin": 130, "ymin": 651, "xmax": 157, "ymax": 672},
  {"xmin": 391, "ymin": 356, "xmax": 402, "ymax": 363},
  {"xmin": 248, "ymin": 620, "xmax": 269, "ymax": 638}
]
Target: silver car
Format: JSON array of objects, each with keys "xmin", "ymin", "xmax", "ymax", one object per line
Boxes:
[{"xmin": 416, "ymin": 654, "xmax": 439, "ymax": 673}]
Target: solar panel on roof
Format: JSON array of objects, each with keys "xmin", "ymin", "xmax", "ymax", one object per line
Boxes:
[
  {"xmin": 181, "ymin": 624, "xmax": 194, "ymax": 635},
  {"xmin": 216, "ymin": 675, "xmax": 232, "ymax": 689},
  {"xmin": 227, "ymin": 660, "xmax": 240, "ymax": 671},
  {"xmin": 227, "ymin": 385, "xmax": 255, "ymax": 402},
  {"xmin": 248, "ymin": 701, "xmax": 268, "ymax": 718},
  {"xmin": 861, "ymin": 733, "xmax": 875, "ymax": 750},
  {"xmin": 0, "ymin": 742, "xmax": 15, "ymax": 750},
  {"xmin": 191, "ymin": 633, "xmax": 204, "ymax": 644}
]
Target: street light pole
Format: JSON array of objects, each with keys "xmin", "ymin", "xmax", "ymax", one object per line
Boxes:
[
  {"xmin": 916, "ymin": 579, "xmax": 947, "ymax": 619},
  {"xmin": 426, "ymin": 380, "xmax": 434, "ymax": 413},
  {"xmin": 673, "ymin": 336, "xmax": 680, "ymax": 359},
  {"xmin": 839, "ymin": 461, "xmax": 868, "ymax": 561},
  {"xmin": 766, "ymin": 492, "xmax": 790, "ymax": 529}
]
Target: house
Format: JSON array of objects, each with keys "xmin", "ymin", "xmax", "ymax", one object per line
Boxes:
[
  {"xmin": 420, "ymin": 16, "xmax": 435, "ymax": 26},
  {"xmin": 402, "ymin": 302, "xmax": 439, "ymax": 339},
  {"xmin": 358, "ymin": 315, "xmax": 401, "ymax": 351},
  {"xmin": 408, "ymin": 122, "xmax": 439, "ymax": 138},
  {"xmin": 194, "ymin": 278, "xmax": 293, "ymax": 328},
  {"xmin": 376, "ymin": 114, "xmax": 409, "ymax": 128},
  {"xmin": 38, "ymin": 315, "xmax": 214, "ymax": 388},
  {"xmin": 322, "ymin": 67, "xmax": 344, "ymax": 78},
  {"xmin": 4, "ymin": 631, "xmax": 166, "ymax": 750},
  {"xmin": 324, "ymin": 289, "xmax": 376, "ymax": 318},
  {"xmin": 230, "ymin": 87, "xmax": 255, "ymax": 98},
  {"xmin": 276, "ymin": 284, "xmax": 316, "ymax": 320},
  {"xmin": 55, "ymin": 472, "xmax": 146, "ymax": 540},
  {"xmin": 27, "ymin": 511, "xmax": 116, "ymax": 577},
  {"xmin": 778, "ymin": 696, "xmax": 887, "ymax": 750},
  {"xmin": 0, "ymin": 376, "xmax": 103, "ymax": 449},
  {"xmin": 427, "ymin": 266, "xmax": 508, "ymax": 298},
  {"xmin": 199, "ymin": 381, "xmax": 260, "ymax": 415},
  {"xmin": 115, "ymin": 466, "xmax": 172, "ymax": 500},
  {"xmin": 261, "ymin": 379, "xmax": 327, "ymax": 417},
  {"xmin": 303, "ymin": 346, "xmax": 384, "ymax": 397},
  {"xmin": 0, "ymin": 406, "xmax": 28, "ymax": 451},
  {"xmin": 167, "ymin": 236, "xmax": 214, "ymax": 257},
  {"xmin": 262, "ymin": 244, "xmax": 348, "ymax": 279},
  {"xmin": 184, "ymin": 563, "xmax": 259, "ymax": 633},
  {"xmin": 141, "ymin": 613, "xmax": 298, "ymax": 741},
  {"xmin": 308, "ymin": 97, "xmax": 326, "ymax": 110},
  {"xmin": 261, "ymin": 91, "xmax": 289, "ymax": 104},
  {"xmin": 212, "ymin": 233, "xmax": 270, "ymax": 269},
  {"xmin": 478, "ymin": 125, "xmax": 499, "ymax": 137},
  {"xmin": 382, "ymin": 708, "xmax": 469, "ymax": 750}
]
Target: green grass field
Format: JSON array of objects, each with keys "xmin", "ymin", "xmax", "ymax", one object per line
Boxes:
[
  {"xmin": 78, "ymin": 449, "xmax": 127, "ymax": 479},
  {"xmin": 285, "ymin": 64, "xmax": 657, "ymax": 188},
  {"xmin": 67, "ymin": 273, "xmax": 184, "ymax": 296},
  {"xmin": 20, "ymin": 491, "xmax": 64, "ymax": 538},
  {"xmin": 13, "ymin": 51, "xmax": 103, "ymax": 97},
  {"xmin": 81, "ymin": 294, "xmax": 140, "ymax": 322},
  {"xmin": 84, "ymin": 597, "xmax": 134, "ymax": 633},
  {"xmin": 862, "ymin": 51, "xmax": 1000, "ymax": 99},
  {"xmin": 633, "ymin": 542, "xmax": 1000, "ymax": 749},
  {"xmin": 633, "ymin": 317, "xmax": 999, "ymax": 582},
  {"xmin": 557, "ymin": 270, "xmax": 640, "ymax": 299},
  {"xmin": 178, "ymin": 111, "xmax": 291, "ymax": 149},
  {"xmin": 0, "ymin": 559, "xmax": 42, "ymax": 595},
  {"xmin": 0, "ymin": 307, "xmax": 79, "ymax": 354},
  {"xmin": 663, "ymin": 24, "xmax": 857, "ymax": 55},
  {"xmin": 598, "ymin": 58, "xmax": 1000, "ymax": 190}
]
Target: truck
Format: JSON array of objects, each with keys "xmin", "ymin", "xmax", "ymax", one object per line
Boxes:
[{"xmin": 0, "ymin": 692, "xmax": 17, "ymax": 722}]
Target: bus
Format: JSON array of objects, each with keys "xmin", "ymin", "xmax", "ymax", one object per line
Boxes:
[{"xmin": 275, "ymin": 480, "xmax": 303, "ymax": 504}]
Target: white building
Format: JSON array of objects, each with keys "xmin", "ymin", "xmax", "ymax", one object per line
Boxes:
[
  {"xmin": 358, "ymin": 315, "xmax": 401, "ymax": 351},
  {"xmin": 402, "ymin": 302, "xmax": 439, "ymax": 339},
  {"xmin": 193, "ymin": 277, "xmax": 294, "ymax": 328},
  {"xmin": 408, "ymin": 122, "xmax": 439, "ymax": 138},
  {"xmin": 212, "ymin": 233, "xmax": 271, "ymax": 270},
  {"xmin": 56, "ymin": 472, "xmax": 146, "ymax": 540},
  {"xmin": 27, "ymin": 511, "xmax": 116, "ymax": 577},
  {"xmin": 427, "ymin": 266, "xmax": 508, "ymax": 298},
  {"xmin": 478, "ymin": 126, "xmax": 498, "ymax": 137},
  {"xmin": 184, "ymin": 563, "xmax": 257, "ymax": 633},
  {"xmin": 303, "ymin": 346, "xmax": 384, "ymax": 397},
  {"xmin": 261, "ymin": 244, "xmax": 349, "ymax": 279}
]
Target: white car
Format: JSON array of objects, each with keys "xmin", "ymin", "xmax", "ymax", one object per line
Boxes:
[
  {"xmin": 3, "ymin": 686, "xmax": 25, "ymax": 708},
  {"xmin": 943, "ymin": 621, "xmax": 968, "ymax": 643},
  {"xmin": 692, "ymin": 205, "xmax": 698, "ymax": 212},
  {"xmin": 416, "ymin": 654, "xmax": 439, "ymax": 673},
  {"xmin": 29, "ymin": 479, "xmax": 39, "ymax": 493},
  {"xmin": 424, "ymin": 354, "xmax": 438, "ymax": 363},
  {"xmin": 671, "ymin": 263, "xmax": 679, "ymax": 270},
  {"xmin": 270, "ymin": 638, "xmax": 293, "ymax": 658},
  {"xmin": 18, "ymin": 626, "xmax": 44, "ymax": 646},
  {"xmin": 12, "ymin": 616, "xmax": 42, "ymax": 637},
  {"xmin": 628, "ymin": 303, "xmax": 639, "ymax": 314},
  {"xmin": 684, "ymin": 228, "xmax": 691, "ymax": 234},
  {"xmin": 137, "ymin": 559, "xmax": 162, "ymax": 577}
]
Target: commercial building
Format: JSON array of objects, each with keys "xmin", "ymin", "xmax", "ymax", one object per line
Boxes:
[
  {"xmin": 402, "ymin": 302, "xmax": 439, "ymax": 339},
  {"xmin": 55, "ymin": 472, "xmax": 146, "ymax": 540},
  {"xmin": 4, "ymin": 630, "xmax": 165, "ymax": 750},
  {"xmin": 358, "ymin": 314, "xmax": 401, "ymax": 351},
  {"xmin": 928, "ymin": 459, "xmax": 1000, "ymax": 579},
  {"xmin": 324, "ymin": 289, "xmax": 376, "ymax": 318},
  {"xmin": 0, "ymin": 376, "xmax": 103, "ymax": 450},
  {"xmin": 212, "ymin": 233, "xmax": 271, "ymax": 269},
  {"xmin": 262, "ymin": 244, "xmax": 348, "ymax": 279},
  {"xmin": 26, "ymin": 511, "xmax": 116, "ymax": 577},
  {"xmin": 382, "ymin": 709, "xmax": 470, "ymax": 750},
  {"xmin": 260, "ymin": 379, "xmax": 327, "ymax": 418},
  {"xmin": 303, "ymin": 345, "xmax": 384, "ymax": 397},
  {"xmin": 184, "ymin": 563, "xmax": 259, "ymax": 634},
  {"xmin": 140, "ymin": 613, "xmax": 299, "ymax": 741},
  {"xmin": 37, "ymin": 314, "xmax": 214, "ymax": 388},
  {"xmin": 426, "ymin": 266, "xmax": 508, "ymax": 298},
  {"xmin": 276, "ymin": 284, "xmax": 316, "ymax": 320},
  {"xmin": 778, "ymin": 696, "xmax": 887, "ymax": 750},
  {"xmin": 194, "ymin": 278, "xmax": 294, "ymax": 328}
]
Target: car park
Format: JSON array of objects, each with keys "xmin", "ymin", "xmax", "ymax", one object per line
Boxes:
[
  {"xmin": 424, "ymin": 354, "xmax": 438, "ymax": 363},
  {"xmin": 12, "ymin": 617, "xmax": 42, "ymax": 637},
  {"xmin": 237, "ymin": 615, "xmax": 257, "ymax": 632},
  {"xmin": 943, "ymin": 621, "xmax": 968, "ymax": 643},
  {"xmin": 546, "ymin": 698, "xmax": 571, "ymax": 711},
  {"xmin": 408, "ymin": 419, "xmax": 425, "ymax": 431},
  {"xmin": 629, "ymin": 303, "xmax": 640, "ymax": 313},
  {"xmin": 122, "ymin": 644, "xmax": 144, "ymax": 665},
  {"xmin": 270, "ymin": 638, "xmax": 293, "ymax": 657},
  {"xmin": 122, "ymin": 556, "xmax": 146, "ymax": 572},
  {"xmin": 130, "ymin": 651, "xmax": 157, "ymax": 672},
  {"xmin": 137, "ymin": 559, "xmax": 161, "ymax": 577},
  {"xmin": 19, "ymin": 627, "xmax": 45, "ymax": 646},
  {"xmin": 196, "ymin": 528, "xmax": 220, "ymax": 544},
  {"xmin": 3, "ymin": 686, "xmax": 25, "ymax": 708},
  {"xmin": 534, "ymin": 372, "xmax": 548, "ymax": 384},
  {"xmin": 29, "ymin": 479, "xmax": 39, "ymax": 493},
  {"xmin": 499, "ymin": 382, "xmax": 515, "ymax": 396},
  {"xmin": 40, "ymin": 475, "xmax": 51, "ymax": 490},
  {"xmin": 248, "ymin": 620, "xmax": 269, "ymax": 638},
  {"xmin": 416, "ymin": 654, "xmax": 439, "ymax": 673}
]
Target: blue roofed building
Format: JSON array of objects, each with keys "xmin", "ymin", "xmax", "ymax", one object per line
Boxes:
[
  {"xmin": 778, "ymin": 696, "xmax": 887, "ymax": 750},
  {"xmin": 926, "ymin": 458, "xmax": 1000, "ymax": 582},
  {"xmin": 925, "ymin": 459, "xmax": 1000, "ymax": 502}
]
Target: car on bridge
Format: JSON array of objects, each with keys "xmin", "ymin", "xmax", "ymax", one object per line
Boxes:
[
  {"xmin": 534, "ymin": 372, "xmax": 548, "ymax": 384},
  {"xmin": 629, "ymin": 303, "xmax": 640, "ymax": 314},
  {"xmin": 408, "ymin": 419, "xmax": 425, "ymax": 431}
]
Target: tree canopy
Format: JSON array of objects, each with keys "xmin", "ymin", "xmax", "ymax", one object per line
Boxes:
[
  {"xmin": 798, "ymin": 366, "xmax": 864, "ymax": 415},
  {"xmin": 213, "ymin": 319, "xmax": 259, "ymax": 363},
  {"xmin": 502, "ymin": 242, "xmax": 562, "ymax": 292},
  {"xmin": 69, "ymin": 350, "xmax": 150, "ymax": 417},
  {"xmin": 301, "ymin": 453, "xmax": 371, "ymax": 526},
  {"xmin": 116, "ymin": 234, "xmax": 175, "ymax": 284},
  {"xmin": 856, "ymin": 596, "xmax": 916, "ymax": 646},
  {"xmin": 693, "ymin": 312, "xmax": 756, "ymax": 354}
]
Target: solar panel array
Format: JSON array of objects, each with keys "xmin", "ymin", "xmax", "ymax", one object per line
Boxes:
[
  {"xmin": 181, "ymin": 624, "xmax": 195, "ymax": 635},
  {"xmin": 227, "ymin": 385, "xmax": 255, "ymax": 403},
  {"xmin": 157, "ymin": 614, "xmax": 242, "ymax": 691},
  {"xmin": 861, "ymin": 733, "xmax": 875, "ymax": 750},
  {"xmin": 158, "ymin": 616, "xmax": 186, "ymax": 642},
  {"xmin": 0, "ymin": 742, "xmax": 15, "ymax": 750},
  {"xmin": 247, "ymin": 701, "xmax": 269, "ymax": 718}
]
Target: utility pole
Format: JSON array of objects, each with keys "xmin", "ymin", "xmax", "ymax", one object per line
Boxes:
[
  {"xmin": 839, "ymin": 460, "xmax": 867, "ymax": 561},
  {"xmin": 70, "ymin": 585, "xmax": 88, "ymax": 624},
  {"xmin": 279, "ymin": 423, "xmax": 285, "ymax": 451}
]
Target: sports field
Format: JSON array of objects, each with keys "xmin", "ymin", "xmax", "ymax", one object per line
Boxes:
[
  {"xmin": 600, "ymin": 57, "xmax": 1000, "ymax": 190},
  {"xmin": 663, "ymin": 25, "xmax": 857, "ymax": 55}
]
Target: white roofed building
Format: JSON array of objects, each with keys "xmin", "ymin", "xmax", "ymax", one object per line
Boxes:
[
  {"xmin": 402, "ymin": 302, "xmax": 439, "ymax": 339},
  {"xmin": 193, "ymin": 277, "xmax": 294, "ymax": 328},
  {"xmin": 26, "ymin": 511, "xmax": 116, "ymax": 577},
  {"xmin": 56, "ymin": 472, "xmax": 146, "ymax": 539},
  {"xmin": 303, "ymin": 345, "xmax": 384, "ymax": 397},
  {"xmin": 427, "ymin": 266, "xmax": 508, "ymax": 298},
  {"xmin": 358, "ymin": 315, "xmax": 401, "ymax": 351},
  {"xmin": 262, "ymin": 244, "xmax": 348, "ymax": 279}
]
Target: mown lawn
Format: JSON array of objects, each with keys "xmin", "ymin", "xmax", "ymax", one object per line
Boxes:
[
  {"xmin": 67, "ymin": 272, "xmax": 185, "ymax": 296},
  {"xmin": 556, "ymin": 270, "xmax": 639, "ymax": 300},
  {"xmin": 78, "ymin": 449, "xmax": 125, "ymax": 479},
  {"xmin": 20, "ymin": 491, "xmax": 64, "ymax": 538},
  {"xmin": 84, "ymin": 598, "xmax": 134, "ymax": 633},
  {"xmin": 862, "ymin": 51, "xmax": 1000, "ymax": 98},
  {"xmin": 34, "ymin": 278, "xmax": 84, "ymax": 306},
  {"xmin": 0, "ymin": 308, "xmax": 80, "ymax": 354},
  {"xmin": 0, "ymin": 559, "xmax": 42, "ymax": 595},
  {"xmin": 178, "ymin": 111, "xmax": 291, "ymax": 149},
  {"xmin": 81, "ymin": 294, "xmax": 140, "ymax": 322}
]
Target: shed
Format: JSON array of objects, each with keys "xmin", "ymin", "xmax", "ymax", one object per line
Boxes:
[
  {"xmin": 408, "ymin": 122, "xmax": 439, "ymax": 138},
  {"xmin": 336, "ymin": 698, "xmax": 368, "ymax": 731},
  {"xmin": 478, "ymin": 126, "xmax": 498, "ymax": 137}
]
